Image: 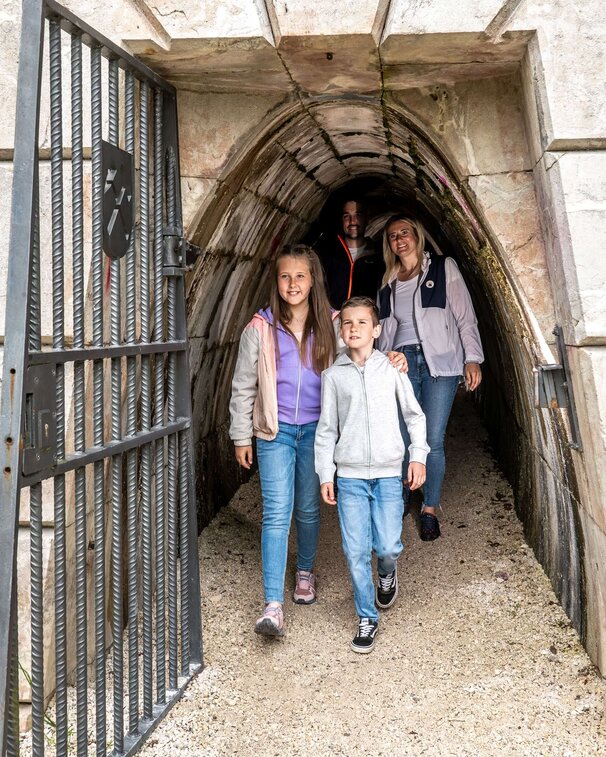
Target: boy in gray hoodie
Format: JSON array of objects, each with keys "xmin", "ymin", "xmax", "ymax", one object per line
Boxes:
[{"xmin": 315, "ymin": 296, "xmax": 429, "ymax": 653}]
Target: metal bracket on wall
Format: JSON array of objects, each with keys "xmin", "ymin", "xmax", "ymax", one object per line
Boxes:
[
  {"xmin": 534, "ymin": 325, "xmax": 583, "ymax": 451},
  {"xmin": 163, "ymin": 225, "xmax": 201, "ymax": 275}
]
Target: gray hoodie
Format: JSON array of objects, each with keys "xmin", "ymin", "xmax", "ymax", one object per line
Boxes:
[{"xmin": 315, "ymin": 349, "xmax": 429, "ymax": 484}]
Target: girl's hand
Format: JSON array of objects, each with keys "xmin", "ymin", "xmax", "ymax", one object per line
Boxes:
[
  {"xmin": 407, "ymin": 462, "xmax": 426, "ymax": 491},
  {"xmin": 464, "ymin": 362, "xmax": 482, "ymax": 391},
  {"xmin": 321, "ymin": 482, "xmax": 337, "ymax": 505},
  {"xmin": 235, "ymin": 445, "xmax": 253, "ymax": 469},
  {"xmin": 387, "ymin": 351, "xmax": 408, "ymax": 373}
]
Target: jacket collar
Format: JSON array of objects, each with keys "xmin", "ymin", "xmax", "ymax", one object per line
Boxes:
[
  {"xmin": 333, "ymin": 348, "xmax": 381, "ymax": 367},
  {"xmin": 384, "ymin": 250, "xmax": 430, "ymax": 288}
]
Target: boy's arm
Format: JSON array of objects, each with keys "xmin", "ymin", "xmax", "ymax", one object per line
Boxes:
[
  {"xmin": 314, "ymin": 373, "xmax": 339, "ymax": 486},
  {"xmin": 396, "ymin": 372, "xmax": 429, "ymax": 465}
]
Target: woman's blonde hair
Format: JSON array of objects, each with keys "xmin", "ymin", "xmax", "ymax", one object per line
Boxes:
[
  {"xmin": 268, "ymin": 244, "xmax": 336, "ymax": 374},
  {"xmin": 381, "ymin": 215, "xmax": 426, "ymax": 286}
]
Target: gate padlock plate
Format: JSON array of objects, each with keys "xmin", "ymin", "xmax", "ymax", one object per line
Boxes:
[{"xmin": 22, "ymin": 363, "xmax": 57, "ymax": 476}]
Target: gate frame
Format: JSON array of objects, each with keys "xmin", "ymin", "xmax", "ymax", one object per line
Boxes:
[{"xmin": 0, "ymin": 0, "xmax": 203, "ymax": 752}]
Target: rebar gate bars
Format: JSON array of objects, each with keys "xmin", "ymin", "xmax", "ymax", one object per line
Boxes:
[{"xmin": 0, "ymin": 1, "xmax": 203, "ymax": 754}]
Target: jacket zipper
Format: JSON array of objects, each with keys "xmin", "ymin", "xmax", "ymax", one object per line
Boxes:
[
  {"xmin": 294, "ymin": 355, "xmax": 302, "ymax": 423},
  {"xmin": 356, "ymin": 364, "xmax": 372, "ymax": 476},
  {"xmin": 410, "ymin": 257, "xmax": 437, "ymax": 378}
]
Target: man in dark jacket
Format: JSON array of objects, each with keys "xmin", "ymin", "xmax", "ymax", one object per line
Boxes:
[{"xmin": 319, "ymin": 199, "xmax": 385, "ymax": 309}]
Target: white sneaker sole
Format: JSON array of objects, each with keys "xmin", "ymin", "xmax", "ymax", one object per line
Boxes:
[
  {"xmin": 293, "ymin": 594, "xmax": 317, "ymax": 605},
  {"xmin": 351, "ymin": 635, "xmax": 377, "ymax": 654}
]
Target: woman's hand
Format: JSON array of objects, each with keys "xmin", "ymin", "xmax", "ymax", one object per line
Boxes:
[
  {"xmin": 321, "ymin": 482, "xmax": 337, "ymax": 505},
  {"xmin": 235, "ymin": 445, "xmax": 253, "ymax": 469},
  {"xmin": 464, "ymin": 362, "xmax": 482, "ymax": 391},
  {"xmin": 407, "ymin": 462, "xmax": 426, "ymax": 491},
  {"xmin": 387, "ymin": 351, "xmax": 408, "ymax": 373}
]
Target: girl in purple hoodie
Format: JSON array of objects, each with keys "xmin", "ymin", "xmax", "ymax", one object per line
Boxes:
[{"xmin": 229, "ymin": 245, "xmax": 337, "ymax": 637}]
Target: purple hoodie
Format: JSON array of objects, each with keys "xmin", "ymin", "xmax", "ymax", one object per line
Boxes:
[{"xmin": 261, "ymin": 308, "xmax": 322, "ymax": 425}]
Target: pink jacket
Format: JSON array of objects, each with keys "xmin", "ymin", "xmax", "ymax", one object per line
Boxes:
[{"xmin": 229, "ymin": 311, "xmax": 340, "ymax": 446}]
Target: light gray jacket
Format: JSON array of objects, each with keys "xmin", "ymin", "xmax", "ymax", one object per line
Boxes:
[
  {"xmin": 376, "ymin": 253, "xmax": 484, "ymax": 377},
  {"xmin": 315, "ymin": 349, "xmax": 429, "ymax": 484}
]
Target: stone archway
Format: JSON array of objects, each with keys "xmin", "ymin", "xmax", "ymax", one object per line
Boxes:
[{"xmin": 182, "ymin": 95, "xmax": 583, "ymax": 643}]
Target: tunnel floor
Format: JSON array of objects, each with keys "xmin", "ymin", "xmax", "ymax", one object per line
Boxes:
[{"xmin": 141, "ymin": 392, "xmax": 606, "ymax": 756}]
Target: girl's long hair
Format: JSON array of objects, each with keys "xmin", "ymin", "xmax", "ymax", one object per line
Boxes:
[
  {"xmin": 269, "ymin": 245, "xmax": 336, "ymax": 374},
  {"xmin": 381, "ymin": 215, "xmax": 426, "ymax": 286}
]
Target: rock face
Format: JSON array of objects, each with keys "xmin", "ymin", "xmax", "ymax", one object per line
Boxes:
[{"xmin": 1, "ymin": 0, "xmax": 606, "ymax": 722}]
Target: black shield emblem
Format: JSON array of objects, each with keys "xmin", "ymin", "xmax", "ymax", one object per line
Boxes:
[{"xmin": 102, "ymin": 140, "xmax": 134, "ymax": 260}]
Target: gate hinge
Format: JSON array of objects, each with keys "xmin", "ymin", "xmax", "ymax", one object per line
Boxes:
[
  {"xmin": 22, "ymin": 363, "xmax": 57, "ymax": 476},
  {"xmin": 534, "ymin": 325, "xmax": 583, "ymax": 451},
  {"xmin": 163, "ymin": 226, "xmax": 202, "ymax": 275}
]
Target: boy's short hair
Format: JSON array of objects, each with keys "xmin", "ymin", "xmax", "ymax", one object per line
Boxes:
[{"xmin": 340, "ymin": 296, "xmax": 380, "ymax": 327}]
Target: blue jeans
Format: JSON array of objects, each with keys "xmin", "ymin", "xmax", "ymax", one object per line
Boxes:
[
  {"xmin": 398, "ymin": 345, "xmax": 460, "ymax": 507},
  {"xmin": 336, "ymin": 476, "xmax": 403, "ymax": 622},
  {"xmin": 256, "ymin": 421, "xmax": 320, "ymax": 604}
]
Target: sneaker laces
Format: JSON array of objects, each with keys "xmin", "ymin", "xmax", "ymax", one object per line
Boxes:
[
  {"xmin": 378, "ymin": 570, "xmax": 395, "ymax": 592},
  {"xmin": 358, "ymin": 618, "xmax": 376, "ymax": 637},
  {"xmin": 261, "ymin": 603, "xmax": 283, "ymax": 625},
  {"xmin": 296, "ymin": 570, "xmax": 313, "ymax": 588}
]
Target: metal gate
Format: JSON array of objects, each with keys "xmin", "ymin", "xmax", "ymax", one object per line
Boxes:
[{"xmin": 0, "ymin": 0, "xmax": 203, "ymax": 754}]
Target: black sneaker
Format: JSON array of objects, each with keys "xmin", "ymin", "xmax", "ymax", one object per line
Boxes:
[
  {"xmin": 351, "ymin": 618, "xmax": 378, "ymax": 654},
  {"xmin": 376, "ymin": 566, "xmax": 398, "ymax": 609},
  {"xmin": 420, "ymin": 512, "xmax": 441, "ymax": 541},
  {"xmin": 403, "ymin": 484, "xmax": 411, "ymax": 516}
]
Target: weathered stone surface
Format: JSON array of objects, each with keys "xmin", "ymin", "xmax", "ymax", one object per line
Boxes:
[
  {"xmin": 133, "ymin": 38, "xmax": 290, "ymax": 94},
  {"xmin": 0, "ymin": 1, "xmax": 20, "ymax": 152},
  {"xmin": 271, "ymin": 0, "xmax": 388, "ymax": 40},
  {"xmin": 384, "ymin": 60, "xmax": 520, "ymax": 90},
  {"xmin": 579, "ymin": 505, "xmax": 606, "ymax": 672},
  {"xmin": 181, "ymin": 176, "xmax": 217, "ymax": 232},
  {"xmin": 548, "ymin": 151, "xmax": 606, "ymax": 344},
  {"xmin": 467, "ymin": 171, "xmax": 556, "ymax": 344},
  {"xmin": 570, "ymin": 346, "xmax": 606, "ymax": 535},
  {"xmin": 512, "ymin": 0, "xmax": 606, "ymax": 147},
  {"xmin": 392, "ymin": 75, "xmax": 531, "ymax": 176},
  {"xmin": 384, "ymin": 0, "xmax": 507, "ymax": 34},
  {"xmin": 278, "ymin": 35, "xmax": 382, "ymax": 95},
  {"xmin": 143, "ymin": 0, "xmax": 273, "ymax": 41},
  {"xmin": 177, "ymin": 90, "xmax": 283, "ymax": 178}
]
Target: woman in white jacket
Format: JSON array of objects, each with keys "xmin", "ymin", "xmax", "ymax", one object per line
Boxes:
[{"xmin": 376, "ymin": 216, "xmax": 484, "ymax": 541}]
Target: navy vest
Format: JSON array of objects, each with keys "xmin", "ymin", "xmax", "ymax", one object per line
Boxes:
[{"xmin": 378, "ymin": 254, "xmax": 447, "ymax": 318}]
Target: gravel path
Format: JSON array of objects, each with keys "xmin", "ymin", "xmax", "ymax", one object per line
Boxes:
[{"xmin": 141, "ymin": 393, "xmax": 606, "ymax": 756}]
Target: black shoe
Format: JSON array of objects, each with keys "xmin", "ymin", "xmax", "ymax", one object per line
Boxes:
[
  {"xmin": 402, "ymin": 485, "xmax": 411, "ymax": 516},
  {"xmin": 376, "ymin": 566, "xmax": 398, "ymax": 610},
  {"xmin": 420, "ymin": 512, "xmax": 441, "ymax": 541},
  {"xmin": 351, "ymin": 618, "xmax": 378, "ymax": 654}
]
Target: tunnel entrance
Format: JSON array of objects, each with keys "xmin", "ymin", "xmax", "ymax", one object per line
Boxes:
[{"xmin": 185, "ymin": 95, "xmax": 583, "ymax": 646}]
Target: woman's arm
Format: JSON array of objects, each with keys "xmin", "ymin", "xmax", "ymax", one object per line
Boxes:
[{"xmin": 445, "ymin": 258, "xmax": 484, "ymax": 367}]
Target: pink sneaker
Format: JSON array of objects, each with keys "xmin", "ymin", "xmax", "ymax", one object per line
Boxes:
[
  {"xmin": 293, "ymin": 570, "xmax": 316, "ymax": 605},
  {"xmin": 254, "ymin": 602, "xmax": 284, "ymax": 637}
]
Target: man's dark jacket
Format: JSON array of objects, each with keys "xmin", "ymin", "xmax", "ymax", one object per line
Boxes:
[{"xmin": 319, "ymin": 235, "xmax": 385, "ymax": 309}]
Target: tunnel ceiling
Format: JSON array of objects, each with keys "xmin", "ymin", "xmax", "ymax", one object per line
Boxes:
[
  {"xmin": 185, "ymin": 96, "xmax": 535, "ymax": 458},
  {"xmin": 188, "ymin": 97, "xmax": 488, "ymax": 327}
]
